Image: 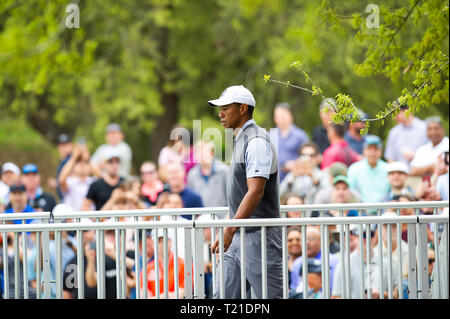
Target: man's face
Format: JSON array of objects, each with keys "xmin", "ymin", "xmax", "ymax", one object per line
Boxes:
[
  {"xmin": 274, "ymin": 107, "xmax": 293, "ymax": 129},
  {"xmin": 319, "ymin": 109, "xmax": 334, "ymax": 128},
  {"xmin": 427, "ymin": 122, "xmax": 445, "ymax": 146},
  {"xmin": 140, "ymin": 163, "xmax": 158, "ymax": 183},
  {"xmin": 306, "ymin": 227, "xmax": 321, "ymax": 258},
  {"xmin": 332, "ymin": 182, "xmax": 351, "ymax": 203},
  {"xmin": 194, "ymin": 142, "xmax": 214, "ymax": 165},
  {"xmin": 57, "ymin": 142, "xmax": 72, "ymax": 158},
  {"xmin": 300, "ymin": 146, "xmax": 321, "ymax": 167},
  {"xmin": 350, "ymin": 122, "xmax": 365, "ymax": 134},
  {"xmin": 388, "ymin": 171, "xmax": 407, "ymax": 189},
  {"xmin": 395, "ymin": 110, "xmax": 410, "ymax": 125},
  {"xmin": 165, "ymin": 164, "xmax": 185, "ymax": 188},
  {"xmin": 287, "ymin": 230, "xmax": 302, "ymax": 257},
  {"xmin": 106, "ymin": 130, "xmax": 123, "ymax": 146},
  {"xmin": 363, "ymin": 145, "xmax": 381, "ymax": 165},
  {"xmin": 105, "ymin": 158, "xmax": 120, "ymax": 177},
  {"xmin": 9, "ymin": 191, "xmax": 27, "ymax": 208},
  {"xmin": 1, "ymin": 171, "xmax": 20, "ymax": 186},
  {"xmin": 22, "ymin": 173, "xmax": 40, "ymax": 191},
  {"xmin": 307, "ymin": 273, "xmax": 322, "ymax": 290},
  {"xmin": 10, "ymin": 190, "xmax": 28, "ymax": 211},
  {"xmin": 218, "ymin": 103, "xmax": 244, "ymax": 129}
]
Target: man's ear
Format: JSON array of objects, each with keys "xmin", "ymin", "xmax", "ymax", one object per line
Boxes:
[{"xmin": 240, "ymin": 103, "xmax": 248, "ymax": 116}]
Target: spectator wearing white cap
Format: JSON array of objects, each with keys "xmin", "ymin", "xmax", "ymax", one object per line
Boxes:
[
  {"xmin": 383, "ymin": 161, "xmax": 414, "ymax": 202},
  {"xmin": 91, "ymin": 123, "xmax": 133, "ymax": 177},
  {"xmin": 0, "ymin": 162, "xmax": 21, "ymax": 210}
]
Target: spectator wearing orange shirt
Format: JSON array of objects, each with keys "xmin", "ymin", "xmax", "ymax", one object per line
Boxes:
[{"xmin": 140, "ymin": 229, "xmax": 185, "ymax": 299}]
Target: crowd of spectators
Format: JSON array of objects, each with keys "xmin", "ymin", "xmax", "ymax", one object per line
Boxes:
[{"xmin": 0, "ymin": 99, "xmax": 448, "ymax": 299}]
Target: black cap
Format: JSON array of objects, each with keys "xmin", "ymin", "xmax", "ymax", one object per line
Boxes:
[
  {"xmin": 58, "ymin": 134, "xmax": 72, "ymax": 144},
  {"xmin": 307, "ymin": 258, "xmax": 322, "ymax": 274},
  {"xmin": 10, "ymin": 183, "xmax": 26, "ymax": 193}
]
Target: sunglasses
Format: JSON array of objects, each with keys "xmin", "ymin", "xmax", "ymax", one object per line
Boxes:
[
  {"xmin": 141, "ymin": 170, "xmax": 156, "ymax": 174},
  {"xmin": 428, "ymin": 258, "xmax": 435, "ymax": 265}
]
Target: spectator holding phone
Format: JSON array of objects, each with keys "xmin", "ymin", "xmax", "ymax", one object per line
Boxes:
[{"xmin": 59, "ymin": 143, "xmax": 101, "ymax": 211}]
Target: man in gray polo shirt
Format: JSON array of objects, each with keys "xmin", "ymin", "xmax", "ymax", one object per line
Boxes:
[{"xmin": 209, "ymin": 85, "xmax": 283, "ymax": 299}]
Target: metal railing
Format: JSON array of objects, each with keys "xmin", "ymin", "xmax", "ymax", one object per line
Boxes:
[{"xmin": 0, "ymin": 201, "xmax": 448, "ymax": 299}]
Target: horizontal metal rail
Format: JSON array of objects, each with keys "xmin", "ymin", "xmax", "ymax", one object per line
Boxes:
[
  {"xmin": 0, "ymin": 215, "xmax": 448, "ymax": 233},
  {"xmin": 0, "ymin": 201, "xmax": 447, "ymax": 222}
]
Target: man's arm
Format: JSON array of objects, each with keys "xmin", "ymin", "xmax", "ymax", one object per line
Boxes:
[
  {"xmin": 211, "ymin": 177, "xmax": 266, "ymax": 253},
  {"xmin": 410, "ymin": 163, "xmax": 435, "ymax": 176}
]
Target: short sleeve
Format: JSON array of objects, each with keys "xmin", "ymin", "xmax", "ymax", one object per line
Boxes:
[{"xmin": 245, "ymin": 137, "xmax": 273, "ymax": 179}]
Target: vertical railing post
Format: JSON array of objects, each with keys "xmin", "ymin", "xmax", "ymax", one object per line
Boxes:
[
  {"xmin": 417, "ymin": 222, "xmax": 429, "ymax": 299},
  {"xmin": 184, "ymin": 227, "xmax": 193, "ymax": 299},
  {"xmin": 407, "ymin": 223, "xmax": 418, "ymax": 299},
  {"xmin": 194, "ymin": 227, "xmax": 205, "ymax": 299}
]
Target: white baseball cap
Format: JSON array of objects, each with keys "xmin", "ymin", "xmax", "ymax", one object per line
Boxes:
[
  {"xmin": 2, "ymin": 162, "xmax": 20, "ymax": 175},
  {"xmin": 208, "ymin": 85, "xmax": 256, "ymax": 107},
  {"xmin": 387, "ymin": 161, "xmax": 409, "ymax": 174}
]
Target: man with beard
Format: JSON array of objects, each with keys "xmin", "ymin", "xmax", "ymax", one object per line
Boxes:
[{"xmin": 82, "ymin": 150, "xmax": 124, "ymax": 211}]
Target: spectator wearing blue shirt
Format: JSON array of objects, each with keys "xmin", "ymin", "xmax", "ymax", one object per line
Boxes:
[
  {"xmin": 384, "ymin": 105, "xmax": 429, "ymax": 166},
  {"xmin": 347, "ymin": 135, "xmax": 390, "ymax": 209},
  {"xmin": 164, "ymin": 162, "xmax": 203, "ymax": 220},
  {"xmin": 290, "ymin": 226, "xmax": 339, "ymax": 295},
  {"xmin": 21, "ymin": 163, "xmax": 56, "ymax": 213},
  {"xmin": 271, "ymin": 102, "xmax": 309, "ymax": 182},
  {"xmin": 344, "ymin": 108, "xmax": 368, "ymax": 155},
  {"xmin": 4, "ymin": 183, "xmax": 36, "ymax": 224}
]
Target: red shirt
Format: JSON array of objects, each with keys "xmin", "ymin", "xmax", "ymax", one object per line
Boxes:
[{"xmin": 321, "ymin": 140, "xmax": 359, "ymax": 170}]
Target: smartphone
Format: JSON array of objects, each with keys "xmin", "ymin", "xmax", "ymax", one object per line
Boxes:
[
  {"xmin": 77, "ymin": 136, "xmax": 86, "ymax": 145},
  {"xmin": 89, "ymin": 241, "xmax": 96, "ymax": 250}
]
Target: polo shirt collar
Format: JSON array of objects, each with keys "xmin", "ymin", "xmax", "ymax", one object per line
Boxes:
[{"xmin": 235, "ymin": 119, "xmax": 255, "ymax": 141}]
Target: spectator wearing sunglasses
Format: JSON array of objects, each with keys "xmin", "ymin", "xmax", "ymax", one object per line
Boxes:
[{"xmin": 139, "ymin": 161, "xmax": 164, "ymax": 206}]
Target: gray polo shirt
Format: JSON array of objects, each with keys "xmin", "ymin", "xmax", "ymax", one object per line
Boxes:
[{"xmin": 227, "ymin": 120, "xmax": 280, "ymax": 226}]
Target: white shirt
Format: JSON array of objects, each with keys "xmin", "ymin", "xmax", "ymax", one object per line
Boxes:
[
  {"xmin": 410, "ymin": 136, "xmax": 449, "ymax": 168},
  {"xmin": 0, "ymin": 181, "xmax": 9, "ymax": 207},
  {"xmin": 63, "ymin": 176, "xmax": 96, "ymax": 211}
]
